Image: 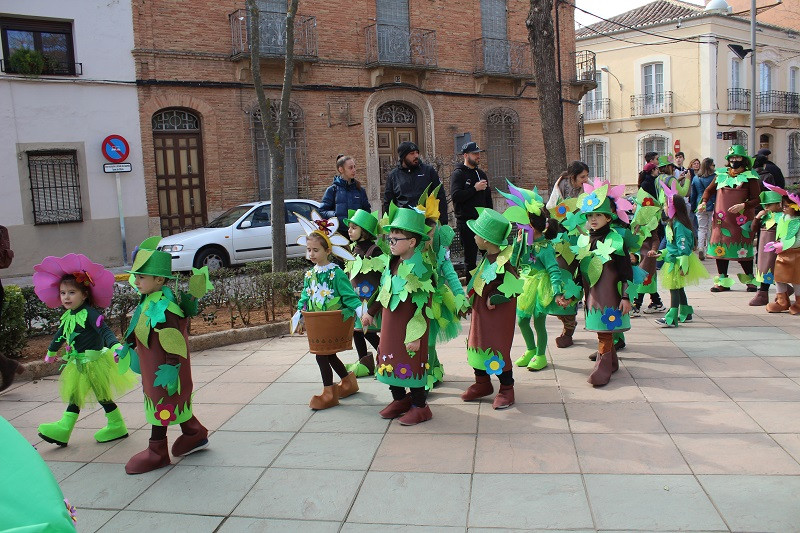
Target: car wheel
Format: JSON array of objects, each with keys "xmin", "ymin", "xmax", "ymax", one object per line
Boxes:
[{"xmin": 194, "ymin": 247, "xmax": 228, "ymax": 271}]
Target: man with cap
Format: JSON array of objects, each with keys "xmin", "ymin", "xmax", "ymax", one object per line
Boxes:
[
  {"xmin": 450, "ymin": 141, "xmax": 493, "ymax": 283},
  {"xmin": 753, "ymin": 148, "xmax": 785, "ymax": 189},
  {"xmin": 383, "ymin": 141, "xmax": 448, "ymax": 224}
]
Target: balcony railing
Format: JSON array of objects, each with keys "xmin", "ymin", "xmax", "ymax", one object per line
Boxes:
[
  {"xmin": 365, "ymin": 23, "xmax": 436, "ymax": 69},
  {"xmin": 472, "ymin": 38, "xmax": 532, "ymax": 78},
  {"xmin": 0, "ymin": 58, "xmax": 82, "ymax": 76},
  {"xmin": 229, "ymin": 9, "xmax": 317, "ymax": 59},
  {"xmin": 583, "ymin": 98, "xmax": 609, "ymax": 121},
  {"xmin": 757, "ymin": 90, "xmax": 800, "ymax": 114},
  {"xmin": 727, "ymin": 88, "xmax": 750, "ymax": 111},
  {"xmin": 630, "ymin": 91, "xmax": 673, "ymax": 116},
  {"xmin": 572, "ymin": 50, "xmax": 596, "ymax": 83}
]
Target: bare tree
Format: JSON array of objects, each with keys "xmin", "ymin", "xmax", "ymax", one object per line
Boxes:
[
  {"xmin": 247, "ymin": 0, "xmax": 299, "ymax": 272},
  {"xmin": 527, "ymin": 0, "xmax": 568, "ymax": 190}
]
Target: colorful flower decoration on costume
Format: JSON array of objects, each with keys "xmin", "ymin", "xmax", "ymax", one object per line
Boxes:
[
  {"xmin": 641, "ymin": 197, "xmax": 655, "ymax": 207},
  {"xmin": 356, "ymin": 280, "xmax": 375, "ymax": 298},
  {"xmin": 600, "ymin": 307, "xmax": 623, "ymax": 330},
  {"xmin": 581, "ymin": 178, "xmax": 634, "ymax": 223},
  {"xmin": 64, "ymin": 499, "xmax": 78, "ymax": 523},
  {"xmin": 714, "ymin": 245, "xmax": 726, "ymax": 257},
  {"xmin": 154, "ymin": 403, "xmax": 177, "ymax": 426},
  {"xmin": 737, "ymin": 248, "xmax": 748, "ymax": 258},
  {"xmin": 764, "ymin": 182, "xmax": 800, "ymax": 208},
  {"xmin": 659, "ymin": 178, "xmax": 680, "ymax": 219},
  {"xmin": 294, "ymin": 210, "xmax": 355, "ymax": 261},
  {"xmin": 736, "ymin": 214, "xmax": 748, "ymax": 225},
  {"xmin": 763, "ymin": 272, "xmax": 775, "ymax": 284},
  {"xmin": 33, "ymin": 254, "xmax": 116, "ymax": 309},
  {"xmin": 395, "ymin": 363, "xmax": 413, "ymax": 379},
  {"xmin": 484, "ymin": 355, "xmax": 505, "ymax": 375},
  {"xmin": 497, "ymin": 179, "xmax": 546, "ymax": 244},
  {"xmin": 416, "ymin": 184, "xmax": 442, "ymax": 222}
]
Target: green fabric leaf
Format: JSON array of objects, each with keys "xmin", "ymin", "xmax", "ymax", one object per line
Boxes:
[
  {"xmin": 145, "ymin": 298, "xmax": 170, "ymax": 327},
  {"xmin": 720, "ymin": 227, "xmax": 732, "ymax": 237},
  {"xmin": 480, "ymin": 261, "xmax": 498, "ymax": 283},
  {"xmin": 404, "ymin": 311, "xmax": 427, "ymax": 344},
  {"xmin": 131, "ymin": 249, "xmax": 154, "ymax": 272},
  {"xmin": 562, "ymin": 276, "xmax": 582, "ymax": 300},
  {"xmin": 134, "ymin": 311, "xmax": 150, "ymax": 348},
  {"xmin": 348, "ymin": 256, "xmax": 363, "ymax": 279},
  {"xmin": 594, "ymin": 239, "xmax": 616, "ymax": 262},
  {"xmin": 502, "ymin": 205, "xmax": 530, "ymax": 225},
  {"xmin": 154, "ymin": 363, "xmax": 181, "ymax": 395},
  {"xmin": 497, "ymin": 271, "xmax": 524, "ymax": 298},
  {"xmin": 157, "ymin": 327, "xmax": 187, "ymax": 358},
  {"xmin": 411, "ymin": 290, "xmax": 429, "ymax": 309},
  {"xmin": 587, "ymin": 255, "xmax": 604, "ymax": 286}
]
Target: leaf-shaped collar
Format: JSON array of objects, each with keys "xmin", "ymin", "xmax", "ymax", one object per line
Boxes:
[
  {"xmin": 715, "ymin": 167, "xmax": 758, "ymax": 189},
  {"xmin": 59, "ymin": 305, "xmax": 89, "ymax": 347}
]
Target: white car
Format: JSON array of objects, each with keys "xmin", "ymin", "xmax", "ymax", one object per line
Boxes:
[{"xmin": 157, "ymin": 199, "xmax": 321, "ymax": 271}]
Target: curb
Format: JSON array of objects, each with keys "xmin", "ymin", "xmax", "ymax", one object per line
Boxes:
[{"xmin": 17, "ymin": 320, "xmax": 290, "ymax": 381}]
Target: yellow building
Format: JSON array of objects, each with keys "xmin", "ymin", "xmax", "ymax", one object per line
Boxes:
[{"xmin": 576, "ymin": 0, "xmax": 800, "ymax": 186}]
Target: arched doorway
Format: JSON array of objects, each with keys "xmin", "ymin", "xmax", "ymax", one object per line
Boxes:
[
  {"xmin": 152, "ymin": 109, "xmax": 207, "ymax": 235},
  {"xmin": 377, "ymin": 102, "xmax": 418, "ymax": 190}
]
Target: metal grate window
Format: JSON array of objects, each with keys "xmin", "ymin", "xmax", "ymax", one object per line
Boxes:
[
  {"xmin": 486, "ymin": 107, "xmax": 519, "ymax": 183},
  {"xmin": 638, "ymin": 135, "xmax": 667, "ymax": 165},
  {"xmin": 28, "ymin": 150, "xmax": 82, "ymax": 225},
  {"xmin": 152, "ymin": 109, "xmax": 200, "ymax": 131}
]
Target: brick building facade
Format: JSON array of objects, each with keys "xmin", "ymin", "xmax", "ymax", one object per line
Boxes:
[{"xmin": 132, "ymin": 0, "xmax": 593, "ymax": 237}]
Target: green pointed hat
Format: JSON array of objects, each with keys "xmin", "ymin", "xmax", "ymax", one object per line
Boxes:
[
  {"xmin": 343, "ymin": 209, "xmax": 380, "ymax": 238},
  {"xmin": 760, "ymin": 190, "xmax": 783, "ymax": 206},
  {"xmin": 126, "ymin": 236, "xmax": 176, "ymax": 279},
  {"xmin": 657, "ymin": 154, "xmax": 674, "ymax": 168},
  {"xmin": 383, "ymin": 204, "xmax": 430, "ymax": 241},
  {"xmin": 467, "ymin": 208, "xmax": 512, "ymax": 246}
]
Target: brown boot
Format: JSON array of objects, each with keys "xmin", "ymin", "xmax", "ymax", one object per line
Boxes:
[
  {"xmin": 0, "ymin": 355, "xmax": 23, "ymax": 393},
  {"xmin": 588, "ymin": 351, "xmax": 615, "ymax": 387},
  {"xmin": 379, "ymin": 395, "xmax": 413, "ymax": 419},
  {"xmin": 588, "ymin": 351, "xmax": 598, "ymax": 361},
  {"xmin": 397, "ymin": 404, "xmax": 433, "ymax": 426},
  {"xmin": 790, "ymin": 296, "xmax": 800, "ymax": 315},
  {"xmin": 611, "ymin": 350, "xmax": 619, "ymax": 373},
  {"xmin": 125, "ymin": 438, "xmax": 171, "ymax": 475},
  {"xmin": 336, "ymin": 372, "xmax": 359, "ymax": 399},
  {"xmin": 555, "ymin": 328, "xmax": 574, "ymax": 348},
  {"xmin": 766, "ymin": 292, "xmax": 791, "ymax": 313},
  {"xmin": 359, "ymin": 355, "xmax": 375, "ymax": 375},
  {"xmin": 461, "ymin": 374, "xmax": 494, "ymax": 401},
  {"xmin": 309, "ymin": 385, "xmax": 339, "ymax": 410},
  {"xmin": 749, "ymin": 290, "xmax": 769, "ymax": 306},
  {"xmin": 171, "ymin": 416, "xmax": 209, "ymax": 457},
  {"xmin": 492, "ymin": 385, "xmax": 515, "ymax": 410}
]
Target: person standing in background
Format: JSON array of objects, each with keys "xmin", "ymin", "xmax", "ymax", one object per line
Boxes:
[{"xmin": 0, "ymin": 225, "xmax": 23, "ymax": 392}]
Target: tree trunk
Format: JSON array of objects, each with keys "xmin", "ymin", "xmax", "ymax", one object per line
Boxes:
[
  {"xmin": 527, "ymin": 0, "xmax": 568, "ymax": 190},
  {"xmin": 248, "ymin": 0, "xmax": 298, "ymax": 272}
]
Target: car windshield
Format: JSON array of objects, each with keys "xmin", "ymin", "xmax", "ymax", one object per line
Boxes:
[{"xmin": 206, "ymin": 206, "xmax": 253, "ymax": 228}]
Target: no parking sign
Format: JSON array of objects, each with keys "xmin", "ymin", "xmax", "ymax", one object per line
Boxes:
[{"xmin": 102, "ymin": 134, "xmax": 130, "ymax": 163}]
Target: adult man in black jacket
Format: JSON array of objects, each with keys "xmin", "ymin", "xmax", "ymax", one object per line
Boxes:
[
  {"xmin": 450, "ymin": 141, "xmax": 493, "ymax": 282},
  {"xmin": 755, "ymin": 149, "xmax": 785, "ymax": 188},
  {"xmin": 383, "ymin": 141, "xmax": 448, "ymax": 223}
]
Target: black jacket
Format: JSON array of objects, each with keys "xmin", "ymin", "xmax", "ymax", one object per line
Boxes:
[
  {"xmin": 762, "ymin": 161, "xmax": 785, "ymax": 189},
  {"xmin": 450, "ymin": 163, "xmax": 493, "ymax": 222},
  {"xmin": 383, "ymin": 162, "xmax": 448, "ymax": 223}
]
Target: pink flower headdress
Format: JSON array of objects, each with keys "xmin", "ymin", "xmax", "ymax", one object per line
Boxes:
[
  {"xmin": 32, "ymin": 254, "xmax": 115, "ymax": 308},
  {"xmin": 583, "ymin": 178, "xmax": 634, "ymax": 223}
]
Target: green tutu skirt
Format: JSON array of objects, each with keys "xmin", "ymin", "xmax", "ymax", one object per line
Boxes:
[
  {"xmin": 59, "ymin": 348, "xmax": 138, "ymax": 408},
  {"xmin": 660, "ymin": 253, "xmax": 710, "ymax": 290},
  {"xmin": 517, "ymin": 269, "xmax": 554, "ymax": 317}
]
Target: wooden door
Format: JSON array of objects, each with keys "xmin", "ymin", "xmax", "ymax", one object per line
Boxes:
[
  {"xmin": 377, "ymin": 127, "xmax": 416, "ymax": 191},
  {"xmin": 153, "ymin": 132, "xmax": 207, "ymax": 235}
]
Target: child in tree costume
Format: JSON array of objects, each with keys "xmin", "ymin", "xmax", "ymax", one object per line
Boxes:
[
  {"xmin": 343, "ymin": 208, "xmax": 384, "ymax": 377},
  {"xmin": 419, "ymin": 185, "xmax": 469, "ymax": 389},
  {"xmin": 119, "ymin": 236, "xmax": 214, "ymax": 474},
  {"xmin": 748, "ymin": 190, "xmax": 784, "ymax": 306},
  {"xmin": 500, "ymin": 181, "xmax": 568, "ymax": 371},
  {"xmin": 292, "ymin": 210, "xmax": 365, "ymax": 408},
  {"xmin": 762, "ymin": 184, "xmax": 800, "ymax": 314},
  {"xmin": 699, "ymin": 145, "xmax": 761, "ymax": 292},
  {"xmin": 33, "ymin": 254, "xmax": 136, "ymax": 447},
  {"xmin": 363, "ymin": 205, "xmax": 435, "ymax": 425},
  {"xmin": 574, "ymin": 182, "xmax": 637, "ymax": 387},
  {"xmin": 630, "ymin": 186, "xmax": 665, "ymax": 316},
  {"xmin": 654, "ymin": 183, "xmax": 709, "ymax": 327},
  {"xmin": 462, "ymin": 208, "xmax": 523, "ymax": 409}
]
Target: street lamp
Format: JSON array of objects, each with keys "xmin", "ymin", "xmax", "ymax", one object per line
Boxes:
[{"xmin": 600, "ymin": 66, "xmax": 622, "ymax": 89}]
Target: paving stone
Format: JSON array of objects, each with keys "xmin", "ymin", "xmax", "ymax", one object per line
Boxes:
[
  {"xmin": 273, "ymin": 432, "xmax": 383, "ymax": 470},
  {"xmin": 180, "ymin": 430, "xmax": 293, "ymax": 467},
  {"xmin": 699, "ymin": 475, "xmax": 800, "ymax": 532},
  {"xmin": 219, "ymin": 404, "xmax": 313, "ymax": 432},
  {"xmin": 97, "ymin": 510, "xmax": 224, "ymax": 532},
  {"xmin": 565, "ymin": 403, "xmax": 665, "ymax": 434},
  {"xmin": 60, "ymin": 462, "xmax": 166, "ymax": 509},
  {"xmin": 671, "ymin": 433, "xmax": 800, "ymax": 474},
  {"xmin": 372, "ymin": 433, "xmax": 475, "ymax": 473},
  {"xmin": 219, "ymin": 517, "xmax": 341, "ymax": 532}
]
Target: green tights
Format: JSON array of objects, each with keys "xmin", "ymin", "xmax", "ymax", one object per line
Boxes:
[{"xmin": 518, "ymin": 313, "xmax": 548, "ymax": 356}]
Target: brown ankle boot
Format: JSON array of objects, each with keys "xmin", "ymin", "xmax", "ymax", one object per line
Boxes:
[
  {"xmin": 397, "ymin": 404, "xmax": 433, "ymax": 426},
  {"xmin": 588, "ymin": 351, "xmax": 615, "ymax": 387},
  {"xmin": 766, "ymin": 292, "xmax": 791, "ymax": 313},
  {"xmin": 379, "ymin": 395, "xmax": 413, "ymax": 419},
  {"xmin": 461, "ymin": 374, "xmax": 494, "ymax": 401},
  {"xmin": 171, "ymin": 416, "xmax": 209, "ymax": 457},
  {"xmin": 492, "ymin": 385, "xmax": 515, "ymax": 410},
  {"xmin": 359, "ymin": 355, "xmax": 375, "ymax": 375},
  {"xmin": 790, "ymin": 296, "xmax": 800, "ymax": 315},
  {"xmin": 309, "ymin": 385, "xmax": 339, "ymax": 410},
  {"xmin": 749, "ymin": 290, "xmax": 769, "ymax": 306},
  {"xmin": 125, "ymin": 438, "xmax": 171, "ymax": 475},
  {"xmin": 611, "ymin": 350, "xmax": 619, "ymax": 373},
  {"xmin": 555, "ymin": 328, "xmax": 574, "ymax": 348},
  {"xmin": 336, "ymin": 372, "xmax": 359, "ymax": 399}
]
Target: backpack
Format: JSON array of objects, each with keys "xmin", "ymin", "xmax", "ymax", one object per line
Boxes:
[{"xmin": 0, "ymin": 225, "xmax": 13, "ymax": 269}]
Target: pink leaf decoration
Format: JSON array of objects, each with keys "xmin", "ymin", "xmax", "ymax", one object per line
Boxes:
[
  {"xmin": 659, "ymin": 179, "xmax": 679, "ymax": 219},
  {"xmin": 96, "ymin": 315, "xmax": 105, "ymax": 328}
]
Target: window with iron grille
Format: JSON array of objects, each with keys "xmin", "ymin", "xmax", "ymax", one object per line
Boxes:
[
  {"xmin": 485, "ymin": 107, "xmax": 518, "ymax": 183},
  {"xmin": 788, "ymin": 132, "xmax": 800, "ymax": 175},
  {"xmin": 584, "ymin": 141, "xmax": 606, "ymax": 178},
  {"xmin": 27, "ymin": 151, "xmax": 83, "ymax": 225},
  {"xmin": 0, "ymin": 17, "xmax": 78, "ymax": 75},
  {"xmin": 638, "ymin": 135, "xmax": 668, "ymax": 165}
]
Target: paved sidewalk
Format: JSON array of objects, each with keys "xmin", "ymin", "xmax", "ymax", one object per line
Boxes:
[{"xmin": 2, "ymin": 284, "xmax": 800, "ymax": 532}]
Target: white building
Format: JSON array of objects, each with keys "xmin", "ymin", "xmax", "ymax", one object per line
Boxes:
[{"xmin": 0, "ymin": 1, "xmax": 148, "ymax": 277}]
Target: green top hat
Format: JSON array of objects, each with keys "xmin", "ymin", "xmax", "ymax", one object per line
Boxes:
[
  {"xmin": 467, "ymin": 208, "xmax": 512, "ymax": 246},
  {"xmin": 343, "ymin": 209, "xmax": 379, "ymax": 238},
  {"xmin": 760, "ymin": 190, "xmax": 783, "ymax": 206},
  {"xmin": 126, "ymin": 236, "xmax": 176, "ymax": 279},
  {"xmin": 657, "ymin": 154, "xmax": 674, "ymax": 168},
  {"xmin": 383, "ymin": 206, "xmax": 430, "ymax": 241},
  {"xmin": 726, "ymin": 144, "xmax": 750, "ymax": 160}
]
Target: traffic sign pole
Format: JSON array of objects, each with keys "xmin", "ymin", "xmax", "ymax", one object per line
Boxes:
[
  {"xmin": 102, "ymin": 134, "xmax": 131, "ymax": 266},
  {"xmin": 115, "ymin": 173, "xmax": 128, "ymax": 266}
]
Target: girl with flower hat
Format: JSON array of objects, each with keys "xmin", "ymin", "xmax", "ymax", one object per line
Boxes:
[
  {"xmin": 32, "ymin": 254, "xmax": 136, "ymax": 447},
  {"xmin": 575, "ymin": 182, "xmax": 637, "ymax": 387},
  {"xmin": 343, "ymin": 208, "xmax": 384, "ymax": 377},
  {"xmin": 292, "ymin": 211, "xmax": 365, "ymax": 409},
  {"xmin": 762, "ymin": 184, "xmax": 800, "ymax": 314},
  {"xmin": 748, "ymin": 190, "xmax": 785, "ymax": 306}
]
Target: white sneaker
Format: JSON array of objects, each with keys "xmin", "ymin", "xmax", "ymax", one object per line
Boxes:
[
  {"xmin": 654, "ymin": 318, "xmax": 675, "ymax": 328},
  {"xmin": 643, "ymin": 303, "xmax": 665, "ymax": 314},
  {"xmin": 629, "ymin": 307, "xmax": 641, "ymax": 318}
]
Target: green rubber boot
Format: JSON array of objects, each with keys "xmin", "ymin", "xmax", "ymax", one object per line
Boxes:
[
  {"xmin": 527, "ymin": 353, "xmax": 548, "ymax": 371},
  {"xmin": 38, "ymin": 411, "xmax": 79, "ymax": 447},
  {"xmin": 94, "ymin": 407, "xmax": 129, "ymax": 443},
  {"xmin": 514, "ymin": 349, "xmax": 536, "ymax": 367},
  {"xmin": 679, "ymin": 305, "xmax": 694, "ymax": 323}
]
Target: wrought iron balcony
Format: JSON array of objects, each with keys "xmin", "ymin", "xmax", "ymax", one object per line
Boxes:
[
  {"xmin": 572, "ymin": 50, "xmax": 596, "ymax": 83},
  {"xmin": 757, "ymin": 90, "xmax": 800, "ymax": 114},
  {"xmin": 229, "ymin": 9, "xmax": 317, "ymax": 60},
  {"xmin": 582, "ymin": 98, "xmax": 609, "ymax": 121},
  {"xmin": 365, "ymin": 23, "xmax": 437, "ymax": 69},
  {"xmin": 727, "ymin": 88, "xmax": 750, "ymax": 111},
  {"xmin": 0, "ymin": 58, "xmax": 82, "ymax": 76},
  {"xmin": 472, "ymin": 38, "xmax": 532, "ymax": 78},
  {"xmin": 630, "ymin": 91, "xmax": 673, "ymax": 116}
]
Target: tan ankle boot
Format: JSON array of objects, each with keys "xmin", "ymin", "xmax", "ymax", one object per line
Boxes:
[
  {"xmin": 309, "ymin": 385, "xmax": 339, "ymax": 410},
  {"xmin": 588, "ymin": 351, "xmax": 615, "ymax": 387},
  {"xmin": 336, "ymin": 372, "xmax": 359, "ymax": 399},
  {"xmin": 766, "ymin": 292, "xmax": 791, "ymax": 313}
]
